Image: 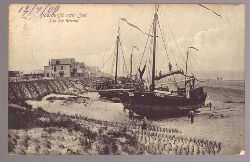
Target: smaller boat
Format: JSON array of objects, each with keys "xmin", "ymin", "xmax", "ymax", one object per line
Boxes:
[
  {"xmin": 96, "ymin": 25, "xmax": 143, "ymax": 102},
  {"xmin": 96, "ymin": 77, "xmax": 141, "ymax": 102}
]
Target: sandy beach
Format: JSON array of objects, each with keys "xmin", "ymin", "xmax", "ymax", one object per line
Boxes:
[{"xmin": 8, "ymin": 80, "xmax": 245, "ymax": 155}]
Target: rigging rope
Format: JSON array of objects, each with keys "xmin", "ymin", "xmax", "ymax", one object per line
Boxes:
[
  {"xmin": 161, "ymin": 7, "xmax": 195, "ymax": 76},
  {"xmin": 110, "ymin": 51, "xmax": 116, "ymax": 75},
  {"xmin": 145, "ymin": 32, "xmax": 154, "ymax": 85},
  {"xmin": 119, "ymin": 40, "xmax": 129, "ymax": 76},
  {"xmin": 99, "ymin": 51, "xmax": 115, "ymax": 70},
  {"xmin": 133, "ymin": 59, "xmax": 137, "ymax": 76},
  {"xmin": 158, "ymin": 9, "xmax": 180, "ymax": 70},
  {"xmin": 120, "ymin": 7, "xmax": 146, "ymax": 43},
  {"xmin": 138, "ymin": 25, "xmax": 152, "ymax": 68},
  {"xmin": 185, "ymin": 38, "xmax": 209, "ymax": 81},
  {"xmin": 99, "ymin": 36, "xmax": 119, "ymax": 72},
  {"xmin": 157, "ymin": 22, "xmax": 170, "ymax": 64},
  {"xmin": 99, "ymin": 8, "xmax": 145, "ymax": 77},
  {"xmin": 137, "ymin": 10, "xmax": 155, "ymax": 72}
]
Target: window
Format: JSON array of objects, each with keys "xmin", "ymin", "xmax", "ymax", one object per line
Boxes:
[
  {"xmin": 59, "ymin": 71, "xmax": 64, "ymax": 77},
  {"xmin": 61, "ymin": 66, "xmax": 63, "ymax": 70},
  {"xmin": 56, "ymin": 60, "xmax": 60, "ymax": 65},
  {"xmin": 51, "ymin": 66, "xmax": 53, "ymax": 70},
  {"xmin": 54, "ymin": 66, "xmax": 56, "ymax": 72}
]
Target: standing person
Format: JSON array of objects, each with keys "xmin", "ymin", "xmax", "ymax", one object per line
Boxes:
[
  {"xmin": 188, "ymin": 111, "xmax": 195, "ymax": 124},
  {"xmin": 209, "ymin": 102, "xmax": 212, "ymax": 110},
  {"xmin": 129, "ymin": 110, "xmax": 134, "ymax": 120},
  {"xmin": 131, "ymin": 111, "xmax": 134, "ymax": 120},
  {"xmin": 129, "ymin": 110, "xmax": 132, "ymax": 120},
  {"xmin": 141, "ymin": 116, "xmax": 148, "ymax": 134}
]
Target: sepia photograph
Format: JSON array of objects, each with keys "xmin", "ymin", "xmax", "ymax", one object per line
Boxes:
[{"xmin": 8, "ymin": 3, "xmax": 245, "ymax": 155}]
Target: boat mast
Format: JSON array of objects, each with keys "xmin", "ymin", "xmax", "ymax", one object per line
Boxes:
[
  {"xmin": 151, "ymin": 5, "xmax": 158, "ymax": 91},
  {"xmin": 185, "ymin": 51, "xmax": 189, "ymax": 93},
  {"xmin": 130, "ymin": 48, "xmax": 133, "ymax": 77},
  {"xmin": 115, "ymin": 22, "xmax": 120, "ymax": 84}
]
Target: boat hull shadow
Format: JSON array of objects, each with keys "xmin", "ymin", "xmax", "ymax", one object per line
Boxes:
[{"xmin": 121, "ymin": 87, "xmax": 207, "ymax": 118}]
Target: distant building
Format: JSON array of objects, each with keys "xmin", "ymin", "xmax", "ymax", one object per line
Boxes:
[
  {"xmin": 85, "ymin": 65, "xmax": 102, "ymax": 77},
  {"xmin": 23, "ymin": 73, "xmax": 44, "ymax": 79},
  {"xmin": 8, "ymin": 71, "xmax": 23, "ymax": 77},
  {"xmin": 44, "ymin": 58, "xmax": 86, "ymax": 77},
  {"xmin": 8, "ymin": 71, "xmax": 24, "ymax": 81}
]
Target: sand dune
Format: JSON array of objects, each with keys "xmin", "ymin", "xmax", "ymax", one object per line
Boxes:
[{"xmin": 9, "ymin": 80, "xmax": 244, "ymax": 155}]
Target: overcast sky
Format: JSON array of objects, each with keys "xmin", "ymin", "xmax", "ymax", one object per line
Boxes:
[{"xmin": 9, "ymin": 4, "xmax": 245, "ymax": 76}]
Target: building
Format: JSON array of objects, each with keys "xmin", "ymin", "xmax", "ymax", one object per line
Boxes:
[
  {"xmin": 44, "ymin": 58, "xmax": 86, "ymax": 77},
  {"xmin": 8, "ymin": 71, "xmax": 24, "ymax": 77},
  {"xmin": 85, "ymin": 65, "xmax": 102, "ymax": 77},
  {"xmin": 8, "ymin": 71, "xmax": 23, "ymax": 81},
  {"xmin": 23, "ymin": 73, "xmax": 44, "ymax": 79}
]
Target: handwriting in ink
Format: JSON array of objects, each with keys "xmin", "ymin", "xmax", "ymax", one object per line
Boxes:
[{"xmin": 18, "ymin": 4, "xmax": 60, "ymax": 20}]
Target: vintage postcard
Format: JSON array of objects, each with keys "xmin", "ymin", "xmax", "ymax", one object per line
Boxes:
[{"xmin": 8, "ymin": 4, "xmax": 245, "ymax": 155}]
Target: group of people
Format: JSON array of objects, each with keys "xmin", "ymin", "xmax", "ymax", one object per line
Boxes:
[
  {"xmin": 208, "ymin": 101, "xmax": 215, "ymax": 110},
  {"xmin": 124, "ymin": 101, "xmax": 214, "ymax": 132},
  {"xmin": 188, "ymin": 101, "xmax": 215, "ymax": 123},
  {"xmin": 125, "ymin": 101, "xmax": 214, "ymax": 131}
]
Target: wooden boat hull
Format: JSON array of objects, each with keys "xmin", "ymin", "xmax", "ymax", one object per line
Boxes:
[
  {"xmin": 98, "ymin": 90, "xmax": 121, "ymax": 98},
  {"xmin": 122, "ymin": 103, "xmax": 204, "ymax": 117},
  {"xmin": 120, "ymin": 87, "xmax": 207, "ymax": 117},
  {"xmin": 98, "ymin": 88, "xmax": 134, "ymax": 102}
]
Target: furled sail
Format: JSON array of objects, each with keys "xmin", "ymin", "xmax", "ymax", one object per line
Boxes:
[{"xmin": 154, "ymin": 70, "xmax": 184, "ymax": 81}]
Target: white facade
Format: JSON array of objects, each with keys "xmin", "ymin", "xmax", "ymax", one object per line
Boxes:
[{"xmin": 44, "ymin": 58, "xmax": 85, "ymax": 78}]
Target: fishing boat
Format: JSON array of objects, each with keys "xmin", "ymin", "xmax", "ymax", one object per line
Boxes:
[
  {"xmin": 120, "ymin": 5, "xmax": 207, "ymax": 117},
  {"xmin": 96, "ymin": 26, "xmax": 142, "ymax": 102}
]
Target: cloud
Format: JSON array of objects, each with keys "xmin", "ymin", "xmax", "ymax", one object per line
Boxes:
[
  {"xmin": 9, "ymin": 4, "xmax": 244, "ymax": 76},
  {"xmin": 157, "ymin": 21, "xmax": 244, "ymax": 74}
]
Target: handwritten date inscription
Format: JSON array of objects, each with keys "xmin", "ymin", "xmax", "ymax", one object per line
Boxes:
[
  {"xmin": 17, "ymin": 4, "xmax": 87, "ymax": 23},
  {"xmin": 18, "ymin": 4, "xmax": 60, "ymax": 19}
]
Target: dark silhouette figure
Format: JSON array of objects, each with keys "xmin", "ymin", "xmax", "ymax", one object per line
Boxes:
[
  {"xmin": 168, "ymin": 62, "xmax": 172, "ymax": 71},
  {"xmin": 209, "ymin": 102, "xmax": 212, "ymax": 110},
  {"xmin": 188, "ymin": 111, "xmax": 195, "ymax": 124},
  {"xmin": 141, "ymin": 116, "xmax": 148, "ymax": 134},
  {"xmin": 129, "ymin": 110, "xmax": 134, "ymax": 120}
]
